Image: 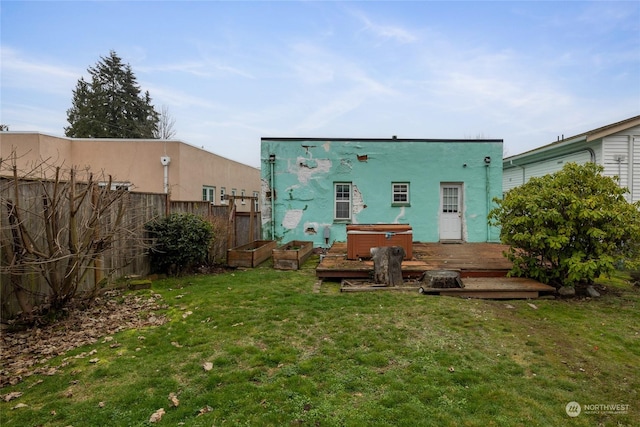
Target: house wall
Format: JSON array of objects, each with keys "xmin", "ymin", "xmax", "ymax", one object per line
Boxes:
[
  {"xmin": 601, "ymin": 127, "xmax": 640, "ymax": 202},
  {"xmin": 503, "ymin": 148, "xmax": 596, "ymax": 192},
  {"xmin": 0, "ymin": 133, "xmax": 72, "ymax": 173},
  {"xmin": 261, "ymin": 138, "xmax": 503, "ymax": 246},
  {"xmin": 0, "ymin": 132, "xmax": 261, "ymax": 210},
  {"xmin": 503, "ymin": 125, "xmax": 640, "ymax": 202}
]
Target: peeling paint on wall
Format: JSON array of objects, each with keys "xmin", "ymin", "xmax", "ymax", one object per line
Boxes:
[
  {"xmin": 288, "ymin": 156, "xmax": 332, "ymax": 184},
  {"xmin": 303, "ymin": 221, "xmax": 324, "ymax": 235},
  {"xmin": 336, "ymin": 159, "xmax": 352, "ymax": 174},
  {"xmin": 282, "ymin": 209, "xmax": 304, "ymax": 229},
  {"xmin": 352, "ymin": 185, "xmax": 365, "ymax": 222},
  {"xmin": 260, "ymin": 178, "xmax": 271, "ymax": 225}
]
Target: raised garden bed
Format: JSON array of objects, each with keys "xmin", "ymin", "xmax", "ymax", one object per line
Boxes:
[
  {"xmin": 272, "ymin": 240, "xmax": 314, "ymax": 270},
  {"xmin": 227, "ymin": 240, "xmax": 277, "ymax": 268}
]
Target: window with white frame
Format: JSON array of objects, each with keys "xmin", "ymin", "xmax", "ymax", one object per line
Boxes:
[
  {"xmin": 202, "ymin": 185, "xmax": 216, "ymax": 202},
  {"xmin": 392, "ymin": 182, "xmax": 410, "ymax": 205},
  {"xmin": 334, "ymin": 183, "xmax": 352, "ymax": 220},
  {"xmin": 241, "ymin": 190, "xmax": 246, "ymax": 204},
  {"xmin": 220, "ymin": 187, "xmax": 227, "ymax": 204},
  {"xmin": 98, "ymin": 181, "xmax": 131, "ymax": 191}
]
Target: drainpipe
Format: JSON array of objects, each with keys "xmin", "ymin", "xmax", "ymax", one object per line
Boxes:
[
  {"xmin": 484, "ymin": 156, "xmax": 491, "ymax": 242},
  {"xmin": 269, "ymin": 154, "xmax": 276, "ymax": 240},
  {"xmin": 160, "ymin": 156, "xmax": 171, "ymax": 194}
]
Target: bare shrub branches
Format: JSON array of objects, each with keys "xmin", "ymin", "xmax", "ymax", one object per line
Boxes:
[{"xmin": 1, "ymin": 151, "xmax": 150, "ymax": 320}]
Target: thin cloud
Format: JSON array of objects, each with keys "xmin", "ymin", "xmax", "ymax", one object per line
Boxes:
[
  {"xmin": 139, "ymin": 60, "xmax": 255, "ymax": 80},
  {"xmin": 143, "ymin": 84, "xmax": 220, "ymax": 110},
  {"xmin": 1, "ymin": 46, "xmax": 79, "ymax": 93},
  {"xmin": 353, "ymin": 11, "xmax": 418, "ymax": 44}
]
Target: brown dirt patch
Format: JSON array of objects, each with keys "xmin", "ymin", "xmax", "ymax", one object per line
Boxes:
[{"xmin": 0, "ymin": 290, "xmax": 167, "ymax": 388}]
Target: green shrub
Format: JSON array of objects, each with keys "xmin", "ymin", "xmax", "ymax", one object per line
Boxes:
[
  {"xmin": 145, "ymin": 213, "xmax": 214, "ymax": 275},
  {"xmin": 489, "ymin": 162, "xmax": 640, "ymax": 287}
]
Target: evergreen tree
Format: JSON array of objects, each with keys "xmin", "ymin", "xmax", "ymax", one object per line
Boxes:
[{"xmin": 65, "ymin": 51, "xmax": 159, "ymax": 138}]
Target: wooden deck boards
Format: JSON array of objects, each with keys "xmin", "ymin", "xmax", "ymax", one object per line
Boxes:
[
  {"xmin": 317, "ymin": 242, "xmax": 556, "ymax": 299},
  {"xmin": 317, "ymin": 242, "xmax": 513, "ymax": 279},
  {"xmin": 419, "ymin": 277, "xmax": 555, "ymax": 299}
]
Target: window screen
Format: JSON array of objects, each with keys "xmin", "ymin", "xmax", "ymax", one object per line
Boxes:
[
  {"xmin": 335, "ymin": 183, "xmax": 351, "ymax": 219},
  {"xmin": 442, "ymin": 187, "xmax": 459, "ymax": 213},
  {"xmin": 393, "ymin": 183, "xmax": 409, "ymax": 203}
]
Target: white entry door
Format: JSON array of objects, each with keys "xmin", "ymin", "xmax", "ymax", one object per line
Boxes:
[{"xmin": 440, "ymin": 184, "xmax": 463, "ymax": 241}]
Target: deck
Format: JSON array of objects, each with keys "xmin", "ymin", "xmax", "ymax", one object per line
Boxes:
[{"xmin": 316, "ymin": 242, "xmax": 556, "ymax": 299}]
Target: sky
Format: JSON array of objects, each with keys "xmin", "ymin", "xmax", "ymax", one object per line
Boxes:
[{"xmin": 1, "ymin": 1, "xmax": 639, "ymax": 168}]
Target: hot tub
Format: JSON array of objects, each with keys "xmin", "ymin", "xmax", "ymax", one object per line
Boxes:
[{"xmin": 346, "ymin": 224, "xmax": 412, "ymax": 260}]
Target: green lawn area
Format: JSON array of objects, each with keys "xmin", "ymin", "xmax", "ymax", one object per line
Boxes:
[{"xmin": 1, "ymin": 257, "xmax": 638, "ymax": 426}]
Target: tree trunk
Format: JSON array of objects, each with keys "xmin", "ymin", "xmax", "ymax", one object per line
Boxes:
[{"xmin": 371, "ymin": 246, "xmax": 405, "ymax": 286}]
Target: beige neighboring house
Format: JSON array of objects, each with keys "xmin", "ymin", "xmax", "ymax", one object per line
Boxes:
[{"xmin": 0, "ymin": 132, "xmax": 261, "ymax": 211}]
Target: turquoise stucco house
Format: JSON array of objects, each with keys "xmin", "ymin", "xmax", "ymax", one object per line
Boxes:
[{"xmin": 260, "ymin": 137, "xmax": 503, "ymax": 248}]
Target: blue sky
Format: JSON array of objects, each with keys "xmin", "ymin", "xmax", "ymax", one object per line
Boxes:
[{"xmin": 2, "ymin": 1, "xmax": 639, "ymax": 167}]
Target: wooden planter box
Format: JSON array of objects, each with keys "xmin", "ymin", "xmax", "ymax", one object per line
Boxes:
[
  {"xmin": 346, "ymin": 224, "xmax": 413, "ymax": 260},
  {"xmin": 272, "ymin": 240, "xmax": 314, "ymax": 270},
  {"xmin": 227, "ymin": 240, "xmax": 277, "ymax": 267}
]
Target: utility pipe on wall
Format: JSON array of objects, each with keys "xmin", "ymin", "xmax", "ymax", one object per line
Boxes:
[
  {"xmin": 160, "ymin": 156, "xmax": 171, "ymax": 194},
  {"xmin": 484, "ymin": 156, "xmax": 491, "ymax": 242},
  {"xmin": 269, "ymin": 154, "xmax": 276, "ymax": 240}
]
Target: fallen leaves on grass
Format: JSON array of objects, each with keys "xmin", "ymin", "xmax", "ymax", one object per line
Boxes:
[
  {"xmin": 168, "ymin": 392, "xmax": 180, "ymax": 407},
  {"xmin": 149, "ymin": 408, "xmax": 165, "ymax": 423},
  {"xmin": 0, "ymin": 290, "xmax": 167, "ymax": 388},
  {"xmin": 1, "ymin": 391, "xmax": 22, "ymax": 402},
  {"xmin": 197, "ymin": 405, "xmax": 213, "ymax": 416}
]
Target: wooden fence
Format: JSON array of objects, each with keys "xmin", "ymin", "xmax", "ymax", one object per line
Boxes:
[{"xmin": 0, "ymin": 177, "xmax": 261, "ymax": 320}]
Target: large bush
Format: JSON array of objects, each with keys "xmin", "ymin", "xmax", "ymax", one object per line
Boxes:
[
  {"xmin": 489, "ymin": 162, "xmax": 640, "ymax": 287},
  {"xmin": 146, "ymin": 213, "xmax": 214, "ymax": 275}
]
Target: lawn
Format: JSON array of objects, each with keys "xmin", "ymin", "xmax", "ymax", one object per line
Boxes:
[{"xmin": 1, "ymin": 256, "xmax": 638, "ymax": 426}]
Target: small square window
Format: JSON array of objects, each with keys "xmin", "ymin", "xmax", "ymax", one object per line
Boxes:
[
  {"xmin": 392, "ymin": 183, "xmax": 410, "ymax": 205},
  {"xmin": 203, "ymin": 186, "xmax": 216, "ymax": 202}
]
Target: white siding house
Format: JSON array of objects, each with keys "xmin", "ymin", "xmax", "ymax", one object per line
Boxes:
[{"xmin": 503, "ymin": 116, "xmax": 640, "ymax": 203}]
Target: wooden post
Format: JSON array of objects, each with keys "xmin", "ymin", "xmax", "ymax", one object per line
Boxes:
[
  {"xmin": 227, "ymin": 196, "xmax": 236, "ymax": 250},
  {"xmin": 92, "ymin": 185, "xmax": 104, "ymax": 287},
  {"xmin": 249, "ymin": 196, "xmax": 255, "ymax": 242},
  {"xmin": 371, "ymin": 246, "xmax": 405, "ymax": 286}
]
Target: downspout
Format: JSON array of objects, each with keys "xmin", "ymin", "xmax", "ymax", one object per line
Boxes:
[
  {"xmin": 485, "ymin": 156, "xmax": 491, "ymax": 242},
  {"xmin": 160, "ymin": 156, "xmax": 171, "ymax": 194},
  {"xmin": 269, "ymin": 154, "xmax": 276, "ymax": 240}
]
